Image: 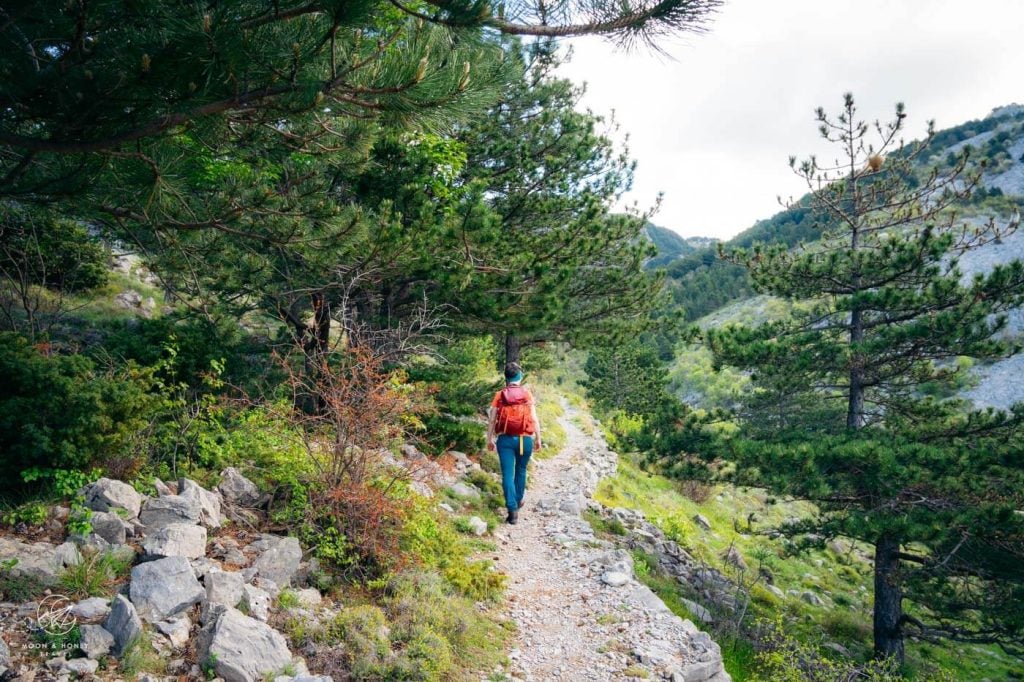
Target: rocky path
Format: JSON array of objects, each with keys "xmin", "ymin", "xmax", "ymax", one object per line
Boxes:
[{"xmin": 491, "ymin": 404, "xmax": 730, "ymax": 682}]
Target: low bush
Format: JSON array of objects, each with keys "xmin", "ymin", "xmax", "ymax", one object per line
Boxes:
[
  {"xmin": 58, "ymin": 548, "xmax": 133, "ymax": 599},
  {"xmin": 0, "ymin": 332, "xmax": 159, "ymax": 493}
]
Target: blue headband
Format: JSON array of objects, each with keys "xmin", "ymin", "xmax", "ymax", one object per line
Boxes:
[{"xmin": 507, "ymin": 371, "xmax": 523, "ymax": 384}]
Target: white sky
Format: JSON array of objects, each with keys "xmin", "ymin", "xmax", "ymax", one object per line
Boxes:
[{"xmin": 557, "ymin": 0, "xmax": 1024, "ymax": 240}]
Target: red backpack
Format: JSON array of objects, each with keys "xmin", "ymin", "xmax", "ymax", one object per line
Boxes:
[{"xmin": 496, "ymin": 386, "xmax": 534, "ymax": 436}]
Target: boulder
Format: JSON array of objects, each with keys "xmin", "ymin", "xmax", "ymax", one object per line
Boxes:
[
  {"xmin": 82, "ymin": 478, "xmax": 143, "ymax": 519},
  {"xmin": 693, "ymin": 514, "xmax": 712, "ymax": 531},
  {"xmin": 253, "ymin": 536, "xmax": 302, "ymax": 587},
  {"xmin": 801, "ymin": 590, "xmax": 825, "ymax": 607},
  {"xmin": 0, "ymin": 635, "xmax": 9, "ymax": 672},
  {"xmin": 130, "ymin": 556, "xmax": 205, "ymax": 622},
  {"xmin": 78, "ymin": 624, "xmax": 115, "ymax": 659},
  {"xmin": 142, "ymin": 523, "xmax": 207, "ymax": 559},
  {"xmin": 71, "ymin": 597, "xmax": 111, "ymax": 620},
  {"xmin": 466, "ymin": 516, "xmax": 488, "ymax": 536},
  {"xmin": 218, "ymin": 468, "xmax": 261, "ymax": 507},
  {"xmin": 681, "ymin": 598, "xmax": 714, "ymax": 624},
  {"xmin": 205, "ymin": 569, "xmax": 245, "ymax": 607},
  {"xmin": 290, "ymin": 588, "xmax": 322, "ymax": 609},
  {"xmin": 89, "ymin": 511, "xmax": 129, "ymax": 545},
  {"xmin": 104, "ymin": 594, "xmax": 143, "ymax": 656},
  {"xmin": 241, "ymin": 584, "xmax": 271, "ymax": 621},
  {"xmin": 139, "ymin": 495, "xmax": 201, "ymax": 531},
  {"xmin": 600, "ymin": 571, "xmax": 630, "ymax": 587},
  {"xmin": 155, "ymin": 614, "xmax": 191, "ymax": 648},
  {"xmin": 0, "ymin": 538, "xmax": 80, "ymax": 584},
  {"xmin": 198, "ymin": 607, "xmax": 293, "ymax": 682},
  {"xmin": 179, "ymin": 478, "xmax": 222, "ymax": 527},
  {"xmin": 400, "ymin": 443, "xmax": 425, "ymax": 459}
]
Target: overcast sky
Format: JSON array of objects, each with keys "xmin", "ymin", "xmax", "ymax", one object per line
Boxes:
[{"xmin": 557, "ymin": 0, "xmax": 1024, "ymax": 240}]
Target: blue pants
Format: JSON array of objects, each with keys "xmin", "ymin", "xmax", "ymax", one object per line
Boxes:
[{"xmin": 496, "ymin": 434, "xmax": 533, "ymax": 512}]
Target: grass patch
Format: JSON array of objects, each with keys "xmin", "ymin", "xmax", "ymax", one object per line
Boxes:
[
  {"xmin": 583, "ymin": 509, "xmax": 627, "ymax": 537},
  {"xmin": 0, "ymin": 559, "xmax": 49, "ymax": 601},
  {"xmin": 58, "ymin": 548, "xmax": 133, "ymax": 599}
]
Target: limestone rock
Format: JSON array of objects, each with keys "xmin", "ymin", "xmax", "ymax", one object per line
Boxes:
[
  {"xmin": 179, "ymin": 478, "xmax": 222, "ymax": 527},
  {"xmin": 600, "ymin": 571, "xmax": 630, "ymax": 587},
  {"xmin": 218, "ymin": 468, "xmax": 261, "ymax": 507},
  {"xmin": 681, "ymin": 598, "xmax": 714, "ymax": 624},
  {"xmin": 205, "ymin": 569, "xmax": 245, "ymax": 607},
  {"xmin": 82, "ymin": 478, "xmax": 142, "ymax": 519},
  {"xmin": 801, "ymin": 590, "xmax": 825, "ymax": 607},
  {"xmin": 104, "ymin": 594, "xmax": 142, "ymax": 656},
  {"xmin": 139, "ymin": 495, "xmax": 201, "ymax": 531},
  {"xmin": 723, "ymin": 546, "xmax": 748, "ymax": 571},
  {"xmin": 0, "ymin": 538, "xmax": 79, "ymax": 584},
  {"xmin": 449, "ymin": 481, "xmax": 480, "ymax": 499},
  {"xmin": 253, "ymin": 536, "xmax": 302, "ymax": 587},
  {"xmin": 78, "ymin": 624, "xmax": 114, "ymax": 659},
  {"xmin": 241, "ymin": 584, "xmax": 271, "ymax": 621},
  {"xmin": 467, "ymin": 516, "xmax": 488, "ymax": 536},
  {"xmin": 693, "ymin": 514, "xmax": 712, "ymax": 531},
  {"xmin": 62, "ymin": 657, "xmax": 99, "ymax": 675},
  {"xmin": 130, "ymin": 556, "xmax": 205, "ymax": 622},
  {"xmin": 89, "ymin": 511, "xmax": 129, "ymax": 545},
  {"xmin": 155, "ymin": 614, "xmax": 191, "ymax": 648},
  {"xmin": 198, "ymin": 607, "xmax": 293, "ymax": 682},
  {"xmin": 290, "ymin": 588, "xmax": 322, "ymax": 609},
  {"xmin": 0, "ymin": 635, "xmax": 9, "ymax": 672},
  {"xmin": 142, "ymin": 523, "xmax": 207, "ymax": 559}
]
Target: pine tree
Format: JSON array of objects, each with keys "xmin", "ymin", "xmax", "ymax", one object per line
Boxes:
[{"xmin": 708, "ymin": 94, "xmax": 1024, "ymax": 663}]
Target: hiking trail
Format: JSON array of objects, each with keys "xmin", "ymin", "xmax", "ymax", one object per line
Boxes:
[{"xmin": 489, "ymin": 401, "xmax": 731, "ymax": 681}]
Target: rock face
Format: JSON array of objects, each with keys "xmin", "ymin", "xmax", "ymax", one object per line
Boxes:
[
  {"xmin": 129, "ymin": 556, "xmax": 205, "ymax": 622},
  {"xmin": 205, "ymin": 569, "xmax": 245, "ymax": 607},
  {"xmin": 139, "ymin": 495, "xmax": 201, "ymax": 531},
  {"xmin": 142, "ymin": 523, "xmax": 208, "ymax": 559},
  {"xmin": 83, "ymin": 478, "xmax": 143, "ymax": 519},
  {"xmin": 104, "ymin": 594, "xmax": 143, "ymax": 656},
  {"xmin": 252, "ymin": 536, "xmax": 302, "ymax": 587},
  {"xmin": 218, "ymin": 468, "xmax": 261, "ymax": 507},
  {"xmin": 71, "ymin": 597, "xmax": 111, "ymax": 619},
  {"xmin": 198, "ymin": 607, "xmax": 293, "ymax": 682}
]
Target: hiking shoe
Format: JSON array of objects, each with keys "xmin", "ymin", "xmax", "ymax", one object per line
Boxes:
[{"xmin": 506, "ymin": 510, "xmax": 519, "ymax": 525}]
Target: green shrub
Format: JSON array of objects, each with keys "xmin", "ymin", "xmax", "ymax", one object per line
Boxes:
[
  {"xmin": 0, "ymin": 210, "xmax": 109, "ymax": 293},
  {"xmin": 0, "ymin": 333, "xmax": 159, "ymax": 492},
  {"xmin": 327, "ymin": 605, "xmax": 392, "ymax": 677},
  {"xmin": 58, "ymin": 549, "xmax": 133, "ymax": 598}
]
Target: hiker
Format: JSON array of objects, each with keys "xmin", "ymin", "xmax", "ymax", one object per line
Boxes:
[{"xmin": 487, "ymin": 361, "xmax": 542, "ymax": 524}]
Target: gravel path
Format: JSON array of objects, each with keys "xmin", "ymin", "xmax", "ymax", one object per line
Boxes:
[{"xmin": 490, "ymin": 404, "xmax": 730, "ymax": 682}]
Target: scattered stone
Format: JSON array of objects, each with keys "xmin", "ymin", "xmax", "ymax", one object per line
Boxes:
[
  {"xmin": 78, "ymin": 624, "xmax": 115, "ymax": 659},
  {"xmin": 153, "ymin": 478, "xmax": 176, "ymax": 497},
  {"xmin": 89, "ymin": 511, "xmax": 129, "ymax": 545},
  {"xmin": 253, "ymin": 536, "xmax": 302, "ymax": 587},
  {"xmin": 801, "ymin": 591, "xmax": 825, "ymax": 607},
  {"xmin": 197, "ymin": 607, "xmax": 293, "ymax": 682},
  {"xmin": 62, "ymin": 658, "xmax": 99, "ymax": 675},
  {"xmin": 179, "ymin": 478, "xmax": 222, "ymax": 527},
  {"xmin": 601, "ymin": 571, "xmax": 630, "ymax": 587},
  {"xmin": 764, "ymin": 585, "xmax": 785, "ymax": 599},
  {"xmin": 400, "ymin": 443, "xmax": 425, "ymax": 459},
  {"xmin": 205, "ymin": 569, "xmax": 245, "ymax": 607},
  {"xmin": 218, "ymin": 468, "xmax": 261, "ymax": 507},
  {"xmin": 0, "ymin": 636, "xmax": 9, "ymax": 672},
  {"xmin": 693, "ymin": 514, "xmax": 712, "ymax": 530},
  {"xmin": 290, "ymin": 588, "xmax": 322, "ymax": 609},
  {"xmin": 130, "ymin": 556, "xmax": 205, "ymax": 622},
  {"xmin": 155, "ymin": 615, "xmax": 191, "ymax": 648},
  {"xmin": 467, "ymin": 516, "xmax": 488, "ymax": 536},
  {"xmin": 142, "ymin": 523, "xmax": 207, "ymax": 559},
  {"xmin": 449, "ymin": 481, "xmax": 480, "ymax": 499},
  {"xmin": 723, "ymin": 546, "xmax": 748, "ymax": 571},
  {"xmin": 681, "ymin": 598, "xmax": 714, "ymax": 624},
  {"xmin": 104, "ymin": 594, "xmax": 143, "ymax": 656},
  {"xmin": 191, "ymin": 556, "xmax": 223, "ymax": 580},
  {"xmin": 241, "ymin": 584, "xmax": 272, "ymax": 621},
  {"xmin": 139, "ymin": 495, "xmax": 201, "ymax": 531},
  {"xmin": 82, "ymin": 478, "xmax": 143, "ymax": 519},
  {"xmin": 438, "ymin": 503, "xmax": 455, "ymax": 513}
]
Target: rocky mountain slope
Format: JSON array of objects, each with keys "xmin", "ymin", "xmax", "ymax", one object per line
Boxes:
[{"xmin": 654, "ymin": 103, "xmax": 1024, "ymax": 411}]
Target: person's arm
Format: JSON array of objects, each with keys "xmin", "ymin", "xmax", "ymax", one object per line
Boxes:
[
  {"xmin": 530, "ymin": 403, "xmax": 542, "ymax": 451},
  {"xmin": 486, "ymin": 406, "xmax": 497, "ymax": 451}
]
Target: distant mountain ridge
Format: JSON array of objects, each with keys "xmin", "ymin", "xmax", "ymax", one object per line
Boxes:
[{"xmin": 651, "ymin": 104, "xmax": 1024, "ymax": 410}]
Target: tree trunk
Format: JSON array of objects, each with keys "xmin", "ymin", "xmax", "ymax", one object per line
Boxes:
[
  {"xmin": 505, "ymin": 333, "xmax": 520, "ymax": 366},
  {"xmin": 847, "ymin": 305, "xmax": 866, "ymax": 430},
  {"xmin": 873, "ymin": 533, "xmax": 905, "ymax": 665},
  {"xmin": 311, "ymin": 291, "xmax": 331, "ymax": 355}
]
